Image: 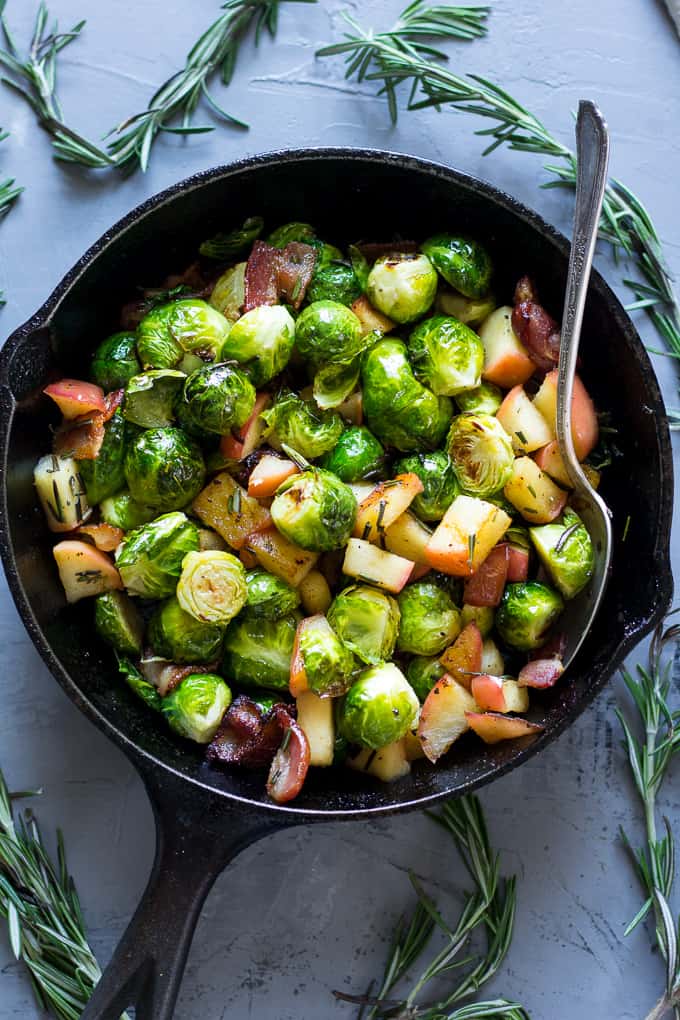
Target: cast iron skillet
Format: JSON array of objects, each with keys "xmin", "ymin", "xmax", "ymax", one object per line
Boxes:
[{"xmin": 0, "ymin": 149, "xmax": 673, "ymax": 1019}]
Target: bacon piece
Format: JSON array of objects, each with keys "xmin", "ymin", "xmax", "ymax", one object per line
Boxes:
[
  {"xmin": 53, "ymin": 415, "xmax": 106, "ymax": 460},
  {"xmin": 528, "ymin": 631, "xmax": 567, "ymax": 662},
  {"xmin": 119, "ymin": 262, "xmax": 214, "ymax": 329},
  {"xmin": 103, "ymin": 389, "xmax": 125, "ymax": 419},
  {"xmin": 277, "ymin": 242, "xmax": 317, "ymax": 310},
  {"xmin": 266, "ymin": 705, "xmax": 310, "ymax": 804},
  {"xmin": 207, "ymin": 696, "xmax": 288, "ymax": 768},
  {"xmin": 463, "ymin": 545, "xmax": 509, "ymax": 607},
  {"xmin": 76, "ymin": 523, "xmax": 125, "ymax": 552},
  {"xmin": 139, "ymin": 655, "xmax": 218, "ymax": 697},
  {"xmin": 514, "ymin": 275, "xmax": 537, "ymax": 305},
  {"xmin": 512, "ymin": 300, "xmax": 561, "ymax": 372},
  {"xmin": 518, "ymin": 658, "xmax": 565, "ymax": 689},
  {"xmin": 244, "ymin": 241, "xmax": 280, "ymax": 312},
  {"xmin": 356, "ymin": 240, "xmax": 419, "ymax": 262}
]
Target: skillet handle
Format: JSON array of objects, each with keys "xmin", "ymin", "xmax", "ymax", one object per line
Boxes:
[{"xmin": 81, "ymin": 766, "xmax": 289, "ymax": 1020}]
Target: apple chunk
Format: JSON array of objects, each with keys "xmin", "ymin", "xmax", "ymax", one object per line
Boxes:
[
  {"xmin": 532, "ymin": 370, "xmax": 598, "ymax": 460},
  {"xmin": 496, "ymin": 385, "xmax": 554, "ymax": 453},
  {"xmin": 383, "ymin": 511, "xmax": 432, "ymax": 565},
  {"xmin": 348, "ymin": 740, "xmax": 411, "ymax": 781},
  {"xmin": 425, "ymin": 495, "xmax": 511, "ymax": 577},
  {"xmin": 342, "ymin": 538, "xmax": 414, "ymax": 593},
  {"xmin": 192, "ymin": 472, "xmax": 271, "ymax": 549},
  {"xmin": 296, "ymin": 690, "xmax": 334, "ymax": 766},
  {"xmin": 418, "ymin": 674, "xmax": 477, "ymax": 763},
  {"xmin": 465, "ymin": 711, "xmax": 544, "ymax": 744},
  {"xmin": 518, "ymin": 658, "xmax": 564, "ymax": 689},
  {"xmin": 472, "ymin": 674, "xmax": 506, "ymax": 712},
  {"xmin": 439, "ymin": 622, "xmax": 483, "ymax": 691},
  {"xmin": 479, "ymin": 306, "xmax": 535, "ymax": 388},
  {"xmin": 247, "ymin": 455, "xmax": 299, "ymax": 499},
  {"xmin": 44, "ymin": 379, "xmax": 106, "ymax": 419},
  {"xmin": 503, "ymin": 457, "xmax": 567, "ymax": 524},
  {"xmin": 245, "ymin": 527, "xmax": 318, "ymax": 587},
  {"xmin": 502, "ymin": 680, "xmax": 530, "ymax": 713},
  {"xmin": 53, "ymin": 540, "xmax": 122, "ymax": 603},
  {"xmin": 353, "ymin": 474, "xmax": 424, "ymax": 542}
]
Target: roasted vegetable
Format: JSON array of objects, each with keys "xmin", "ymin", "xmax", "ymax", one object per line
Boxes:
[
  {"xmin": 422, "ymin": 235, "xmax": 493, "ymax": 299},
  {"xmin": 495, "ymin": 581, "xmax": 564, "ymax": 651},
  {"xmin": 262, "ymin": 392, "xmax": 343, "ymax": 460},
  {"xmin": 124, "ymin": 427, "xmax": 205, "ymax": 511},
  {"xmin": 91, "ymin": 332, "xmax": 140, "ymax": 391},
  {"xmin": 408, "ymin": 315, "xmax": 484, "ymax": 396},
  {"xmin": 94, "ymin": 590, "xmax": 144, "ymax": 655},
  {"xmin": 220, "ymin": 305, "xmax": 296, "ymax": 386},
  {"xmin": 447, "ymin": 412, "xmax": 514, "ymax": 498},
  {"xmin": 222, "ymin": 613, "xmax": 300, "ymax": 690},
  {"xmin": 529, "ymin": 509, "xmax": 594, "ymax": 599},
  {"xmin": 341, "ymin": 662, "xmax": 419, "ymax": 749},
  {"xmin": 327, "ymin": 584, "xmax": 400, "ymax": 665},
  {"xmin": 319, "ymin": 426, "xmax": 385, "ymax": 483},
  {"xmin": 294, "ymin": 300, "xmax": 365, "ymax": 367},
  {"xmin": 148, "ymin": 596, "xmax": 225, "ymax": 663},
  {"xmin": 162, "ymin": 673, "xmax": 232, "ymax": 743},
  {"xmin": 115, "ymin": 512, "xmax": 199, "ymax": 598},
  {"xmin": 396, "ymin": 580, "xmax": 462, "ymax": 656},
  {"xmin": 291, "ymin": 615, "xmax": 355, "ymax": 697},
  {"xmin": 306, "ymin": 262, "xmax": 361, "ymax": 306},
  {"xmin": 100, "ymin": 490, "xmax": 156, "ymax": 531},
  {"xmin": 406, "ymin": 655, "xmax": 446, "ymax": 703},
  {"xmin": 455, "ymin": 381, "xmax": 503, "ymax": 415},
  {"xmin": 34, "ymin": 455, "xmax": 90, "ymax": 533},
  {"xmin": 178, "ymin": 363, "xmax": 256, "ymax": 435},
  {"xmin": 271, "ymin": 468, "xmax": 357, "ymax": 552},
  {"xmin": 123, "ymin": 370, "xmax": 185, "ymax": 428},
  {"xmin": 78, "ymin": 409, "xmax": 128, "ymax": 505},
  {"xmin": 137, "ymin": 298, "xmax": 229, "ymax": 369},
  {"xmin": 366, "ymin": 253, "xmax": 437, "ymax": 324},
  {"xmin": 244, "ymin": 569, "xmax": 301, "ymax": 619},
  {"xmin": 394, "ymin": 450, "xmax": 459, "ymax": 522},
  {"xmin": 176, "ymin": 550, "xmax": 247, "ymax": 624}
]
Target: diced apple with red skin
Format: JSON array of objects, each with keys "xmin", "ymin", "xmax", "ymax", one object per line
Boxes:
[
  {"xmin": 439, "ymin": 622, "xmax": 483, "ymax": 692},
  {"xmin": 502, "ymin": 680, "xmax": 530, "ymax": 713},
  {"xmin": 472, "ymin": 674, "xmax": 506, "ymax": 712},
  {"xmin": 463, "ymin": 544, "xmax": 508, "ymax": 607},
  {"xmin": 247, "ymin": 455, "xmax": 300, "ymax": 499},
  {"xmin": 44, "ymin": 379, "xmax": 106, "ymax": 419},
  {"xmin": 220, "ymin": 392, "xmax": 271, "ymax": 460},
  {"xmin": 53, "ymin": 540, "xmax": 122, "ymax": 603},
  {"xmin": 409, "ymin": 563, "xmax": 432, "ymax": 581},
  {"xmin": 350, "ymin": 295, "xmax": 395, "ymax": 337},
  {"xmin": 479, "ymin": 306, "xmax": 535, "ymax": 388},
  {"xmin": 425, "ymin": 495, "xmax": 511, "ymax": 577},
  {"xmin": 533, "ymin": 440, "xmax": 572, "ymax": 488},
  {"xmin": 342, "ymin": 539, "xmax": 414, "ymax": 593},
  {"xmin": 532, "ymin": 370, "xmax": 598, "ymax": 461},
  {"xmin": 296, "ymin": 689, "xmax": 334, "ymax": 766},
  {"xmin": 496, "ymin": 385, "xmax": 554, "ymax": 454},
  {"xmin": 518, "ymin": 658, "xmax": 564, "ymax": 689},
  {"xmin": 353, "ymin": 474, "xmax": 424, "ymax": 542},
  {"xmin": 465, "ymin": 711, "xmax": 544, "ymax": 744},
  {"xmin": 506, "ymin": 543, "xmax": 530, "ymax": 582},
  {"xmin": 418, "ymin": 674, "xmax": 477, "ymax": 763},
  {"xmin": 76, "ymin": 523, "xmax": 125, "ymax": 552},
  {"xmin": 245, "ymin": 527, "xmax": 318, "ymax": 587},
  {"xmin": 503, "ymin": 457, "xmax": 567, "ymax": 524},
  {"xmin": 383, "ymin": 511, "xmax": 432, "ymax": 565},
  {"xmin": 481, "ymin": 638, "xmax": 504, "ymax": 676}
]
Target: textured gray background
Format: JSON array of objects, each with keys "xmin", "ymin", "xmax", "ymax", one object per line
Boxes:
[{"xmin": 1, "ymin": 1, "xmax": 679, "ymax": 1017}]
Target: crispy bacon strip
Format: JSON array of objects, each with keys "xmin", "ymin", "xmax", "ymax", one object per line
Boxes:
[
  {"xmin": 356, "ymin": 240, "xmax": 419, "ymax": 261},
  {"xmin": 140, "ymin": 655, "xmax": 217, "ymax": 697},
  {"xmin": 512, "ymin": 275, "xmax": 561, "ymax": 372},
  {"xmin": 52, "ymin": 388, "xmax": 124, "ymax": 461},
  {"xmin": 207, "ymin": 696, "xmax": 288, "ymax": 768},
  {"xmin": 76, "ymin": 523, "xmax": 125, "ymax": 552},
  {"xmin": 266, "ymin": 706, "xmax": 310, "ymax": 804},
  {"xmin": 244, "ymin": 241, "xmax": 317, "ymax": 313}
]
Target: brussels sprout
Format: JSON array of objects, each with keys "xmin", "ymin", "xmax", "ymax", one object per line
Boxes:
[
  {"xmin": 177, "ymin": 550, "xmax": 247, "ymax": 624},
  {"xmin": 327, "ymin": 585, "xmax": 400, "ymax": 665},
  {"xmin": 366, "ymin": 253, "xmax": 437, "ymax": 325},
  {"xmin": 100, "ymin": 490, "xmax": 156, "ymax": 531},
  {"xmin": 348, "ymin": 244, "xmax": 370, "ymax": 291},
  {"xmin": 319, "ymin": 426, "xmax": 385, "ymax": 482},
  {"xmin": 124, "ymin": 428, "xmax": 205, "ymax": 511},
  {"xmin": 408, "ymin": 315, "xmax": 484, "ymax": 396},
  {"xmin": 91, "ymin": 332, "xmax": 140, "ymax": 391},
  {"xmin": 307, "ymin": 262, "xmax": 362, "ymax": 306},
  {"xmin": 123, "ymin": 370, "xmax": 185, "ymax": 428},
  {"xmin": 94, "ymin": 590, "xmax": 144, "ymax": 655},
  {"xmin": 297, "ymin": 617, "xmax": 355, "ymax": 697},
  {"xmin": 222, "ymin": 613, "xmax": 299, "ymax": 690},
  {"xmin": 495, "ymin": 581, "xmax": 564, "ymax": 651},
  {"xmin": 529, "ymin": 510, "xmax": 594, "ymax": 599},
  {"xmin": 267, "ymin": 222, "xmax": 316, "ymax": 247},
  {"xmin": 79, "ymin": 409, "xmax": 128, "ymax": 505},
  {"xmin": 117, "ymin": 655, "xmax": 162, "ymax": 711},
  {"xmin": 116, "ymin": 511, "xmax": 200, "ymax": 598},
  {"xmin": 294, "ymin": 300, "xmax": 365, "ymax": 367},
  {"xmin": 446, "ymin": 413, "xmax": 514, "ymax": 497},
  {"xmin": 244, "ymin": 569, "xmax": 301, "ymax": 619},
  {"xmin": 394, "ymin": 450, "xmax": 459, "ymax": 521},
  {"xmin": 271, "ymin": 468, "xmax": 357, "ymax": 552},
  {"xmin": 312, "ymin": 360, "xmax": 361, "ymax": 411},
  {"xmin": 341, "ymin": 662, "xmax": 419, "ymax": 749},
  {"xmin": 262, "ymin": 392, "xmax": 343, "ymax": 460},
  {"xmin": 406, "ymin": 655, "xmax": 446, "ymax": 703},
  {"xmin": 435, "ymin": 289, "xmax": 496, "ymax": 327},
  {"xmin": 162, "ymin": 673, "xmax": 232, "ymax": 743},
  {"xmin": 209, "ymin": 262, "xmax": 246, "ymax": 323},
  {"xmin": 221, "ymin": 306, "xmax": 295, "ymax": 388},
  {"xmin": 455, "ymin": 382, "xmax": 503, "ymax": 416},
  {"xmin": 362, "ymin": 339, "xmax": 453, "ymax": 452},
  {"xmin": 148, "ymin": 597, "xmax": 225, "ymax": 663},
  {"xmin": 422, "ymin": 235, "xmax": 493, "ymax": 299},
  {"xmin": 315, "ymin": 242, "xmax": 344, "ymax": 266},
  {"xmin": 178, "ymin": 363, "xmax": 255, "ymax": 435},
  {"xmin": 460, "ymin": 603, "xmax": 495, "ymax": 637},
  {"xmin": 396, "ymin": 581, "xmax": 461, "ymax": 656},
  {"xmin": 199, "ymin": 216, "xmax": 263, "ymax": 259},
  {"xmin": 137, "ymin": 299, "xmax": 230, "ymax": 369}
]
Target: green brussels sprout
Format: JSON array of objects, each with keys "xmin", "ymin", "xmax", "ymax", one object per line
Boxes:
[
  {"xmin": 124, "ymin": 428, "xmax": 205, "ymax": 511},
  {"xmin": 162, "ymin": 673, "xmax": 232, "ymax": 743},
  {"xmin": 123, "ymin": 370, "xmax": 185, "ymax": 428},
  {"xmin": 396, "ymin": 581, "xmax": 462, "ymax": 656},
  {"xmin": 220, "ymin": 305, "xmax": 296, "ymax": 387},
  {"xmin": 297, "ymin": 617, "xmax": 355, "ymax": 697},
  {"xmin": 91, "ymin": 332, "xmax": 140, "ymax": 391},
  {"xmin": 271, "ymin": 468, "xmax": 357, "ymax": 552},
  {"xmin": 341, "ymin": 662, "xmax": 419, "ymax": 749},
  {"xmin": 244, "ymin": 569, "xmax": 301, "ymax": 619},
  {"xmin": 422, "ymin": 235, "xmax": 493, "ymax": 299},
  {"xmin": 307, "ymin": 262, "xmax": 362, "ymax": 306},
  {"xmin": 315, "ymin": 242, "xmax": 344, "ymax": 266},
  {"xmin": 406, "ymin": 655, "xmax": 446, "ymax": 703},
  {"xmin": 199, "ymin": 216, "xmax": 264, "ymax": 260},
  {"xmin": 262, "ymin": 392, "xmax": 343, "ymax": 460},
  {"xmin": 408, "ymin": 315, "xmax": 484, "ymax": 396},
  {"xmin": 178, "ymin": 363, "xmax": 255, "ymax": 435},
  {"xmin": 79, "ymin": 409, "xmax": 128, "ymax": 505},
  {"xmin": 529, "ymin": 510, "xmax": 594, "ymax": 599},
  {"xmin": 394, "ymin": 450, "xmax": 459, "ymax": 521},
  {"xmin": 362, "ymin": 339, "xmax": 453, "ymax": 452},
  {"xmin": 137, "ymin": 299, "xmax": 230, "ymax": 369},
  {"xmin": 116, "ymin": 511, "xmax": 200, "ymax": 598},
  {"xmin": 177, "ymin": 550, "xmax": 247, "ymax": 624},
  {"xmin": 327, "ymin": 584, "xmax": 400, "ymax": 665},
  {"xmin": 348, "ymin": 244, "xmax": 370, "ymax": 291},
  {"xmin": 117, "ymin": 655, "xmax": 162, "ymax": 711},
  {"xmin": 222, "ymin": 613, "xmax": 299, "ymax": 690},
  {"xmin": 209, "ymin": 262, "xmax": 246, "ymax": 323},
  {"xmin": 435, "ymin": 289, "xmax": 496, "ymax": 327},
  {"xmin": 312, "ymin": 360, "xmax": 361, "ymax": 411},
  {"xmin": 100, "ymin": 490, "xmax": 156, "ymax": 531},
  {"xmin": 446, "ymin": 413, "xmax": 514, "ymax": 497},
  {"xmin": 366, "ymin": 253, "xmax": 437, "ymax": 324},
  {"xmin": 319, "ymin": 426, "xmax": 385, "ymax": 482},
  {"xmin": 495, "ymin": 581, "xmax": 564, "ymax": 651},
  {"xmin": 148, "ymin": 597, "xmax": 225, "ymax": 663},
  {"xmin": 94, "ymin": 590, "xmax": 144, "ymax": 655},
  {"xmin": 506, "ymin": 523, "xmax": 531, "ymax": 552},
  {"xmin": 294, "ymin": 300, "xmax": 365, "ymax": 367},
  {"xmin": 267, "ymin": 222, "xmax": 316, "ymax": 247},
  {"xmin": 460, "ymin": 603, "xmax": 495, "ymax": 637},
  {"xmin": 455, "ymin": 382, "xmax": 503, "ymax": 416}
]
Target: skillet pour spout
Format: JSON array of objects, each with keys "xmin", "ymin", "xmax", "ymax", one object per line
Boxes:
[{"xmin": 0, "ymin": 149, "xmax": 673, "ymax": 1019}]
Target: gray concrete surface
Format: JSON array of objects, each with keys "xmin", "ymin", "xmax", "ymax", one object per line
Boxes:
[{"xmin": 1, "ymin": 1, "xmax": 679, "ymax": 1016}]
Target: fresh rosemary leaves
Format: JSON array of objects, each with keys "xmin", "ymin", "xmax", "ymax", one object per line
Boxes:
[{"xmin": 0, "ymin": 128, "xmax": 21, "ymax": 305}]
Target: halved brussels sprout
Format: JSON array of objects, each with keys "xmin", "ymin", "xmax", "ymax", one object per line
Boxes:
[
  {"xmin": 307, "ymin": 262, "xmax": 362, "ymax": 306},
  {"xmin": 117, "ymin": 655, "xmax": 162, "ymax": 711},
  {"xmin": 209, "ymin": 262, "xmax": 246, "ymax": 323},
  {"xmin": 341, "ymin": 662, "xmax": 419, "ymax": 749},
  {"xmin": 162, "ymin": 673, "xmax": 232, "ymax": 743},
  {"xmin": 313, "ymin": 360, "xmax": 361, "ymax": 411},
  {"xmin": 271, "ymin": 468, "xmax": 357, "ymax": 552},
  {"xmin": 94, "ymin": 590, "xmax": 144, "ymax": 655},
  {"xmin": 435, "ymin": 289, "xmax": 496, "ymax": 327},
  {"xmin": 495, "ymin": 581, "xmax": 564, "ymax": 651},
  {"xmin": 295, "ymin": 300, "xmax": 365, "ymax": 367},
  {"xmin": 221, "ymin": 305, "xmax": 296, "ymax": 387},
  {"xmin": 178, "ymin": 363, "xmax": 255, "ymax": 435},
  {"xmin": 148, "ymin": 596, "xmax": 225, "ymax": 663},
  {"xmin": 79, "ymin": 409, "xmax": 128, "ymax": 505},
  {"xmin": 115, "ymin": 511, "xmax": 200, "ymax": 598},
  {"xmin": 446, "ymin": 413, "xmax": 514, "ymax": 497},
  {"xmin": 222, "ymin": 613, "xmax": 300, "ymax": 690},
  {"xmin": 319, "ymin": 426, "xmax": 385, "ymax": 482},
  {"xmin": 406, "ymin": 655, "xmax": 446, "ymax": 703},
  {"xmin": 100, "ymin": 490, "xmax": 156, "ymax": 531},
  {"xmin": 396, "ymin": 580, "xmax": 462, "ymax": 656},
  {"xmin": 267, "ymin": 222, "xmax": 316, "ymax": 247},
  {"xmin": 177, "ymin": 550, "xmax": 247, "ymax": 624},
  {"xmin": 455, "ymin": 382, "xmax": 503, "ymax": 416},
  {"xmin": 327, "ymin": 584, "xmax": 400, "ymax": 665},
  {"xmin": 366, "ymin": 253, "xmax": 437, "ymax": 324},
  {"xmin": 137, "ymin": 299, "xmax": 230, "ymax": 369},
  {"xmin": 297, "ymin": 617, "xmax": 355, "ymax": 697},
  {"xmin": 422, "ymin": 235, "xmax": 493, "ymax": 299},
  {"xmin": 262, "ymin": 392, "xmax": 343, "ymax": 460},
  {"xmin": 123, "ymin": 370, "xmax": 185, "ymax": 428},
  {"xmin": 244, "ymin": 569, "xmax": 301, "ymax": 619},
  {"xmin": 91, "ymin": 332, "xmax": 140, "ymax": 391},
  {"xmin": 460, "ymin": 603, "xmax": 495, "ymax": 637},
  {"xmin": 529, "ymin": 509, "xmax": 594, "ymax": 599},
  {"xmin": 394, "ymin": 450, "xmax": 459, "ymax": 521},
  {"xmin": 408, "ymin": 315, "xmax": 484, "ymax": 396},
  {"xmin": 124, "ymin": 427, "xmax": 205, "ymax": 511}
]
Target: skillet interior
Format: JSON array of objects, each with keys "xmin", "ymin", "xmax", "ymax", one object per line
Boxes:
[{"xmin": 0, "ymin": 149, "xmax": 673, "ymax": 816}]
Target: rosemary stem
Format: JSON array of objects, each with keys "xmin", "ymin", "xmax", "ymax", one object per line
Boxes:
[{"xmin": 644, "ymin": 992, "xmax": 673, "ymax": 1020}]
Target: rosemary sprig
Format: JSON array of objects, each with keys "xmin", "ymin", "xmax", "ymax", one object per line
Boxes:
[
  {"xmin": 0, "ymin": 2, "xmax": 113, "ymax": 169},
  {"xmin": 106, "ymin": 0, "xmax": 316, "ymax": 174},
  {"xmin": 0, "ymin": 128, "xmax": 22, "ymax": 306},
  {"xmin": 336, "ymin": 795, "xmax": 526, "ymax": 1020}
]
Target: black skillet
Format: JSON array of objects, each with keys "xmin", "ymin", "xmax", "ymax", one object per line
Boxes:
[{"xmin": 0, "ymin": 149, "xmax": 673, "ymax": 1019}]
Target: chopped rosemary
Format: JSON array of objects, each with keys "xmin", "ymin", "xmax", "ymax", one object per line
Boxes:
[
  {"xmin": 622, "ymin": 514, "xmax": 631, "ymax": 542},
  {"xmin": 526, "ymin": 484, "xmax": 537, "ymax": 498},
  {"xmin": 515, "ymin": 430, "xmax": 527, "ymax": 446},
  {"xmin": 553, "ymin": 521, "xmax": 580, "ymax": 554},
  {"xmin": 467, "ymin": 532, "xmax": 476, "ymax": 565}
]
